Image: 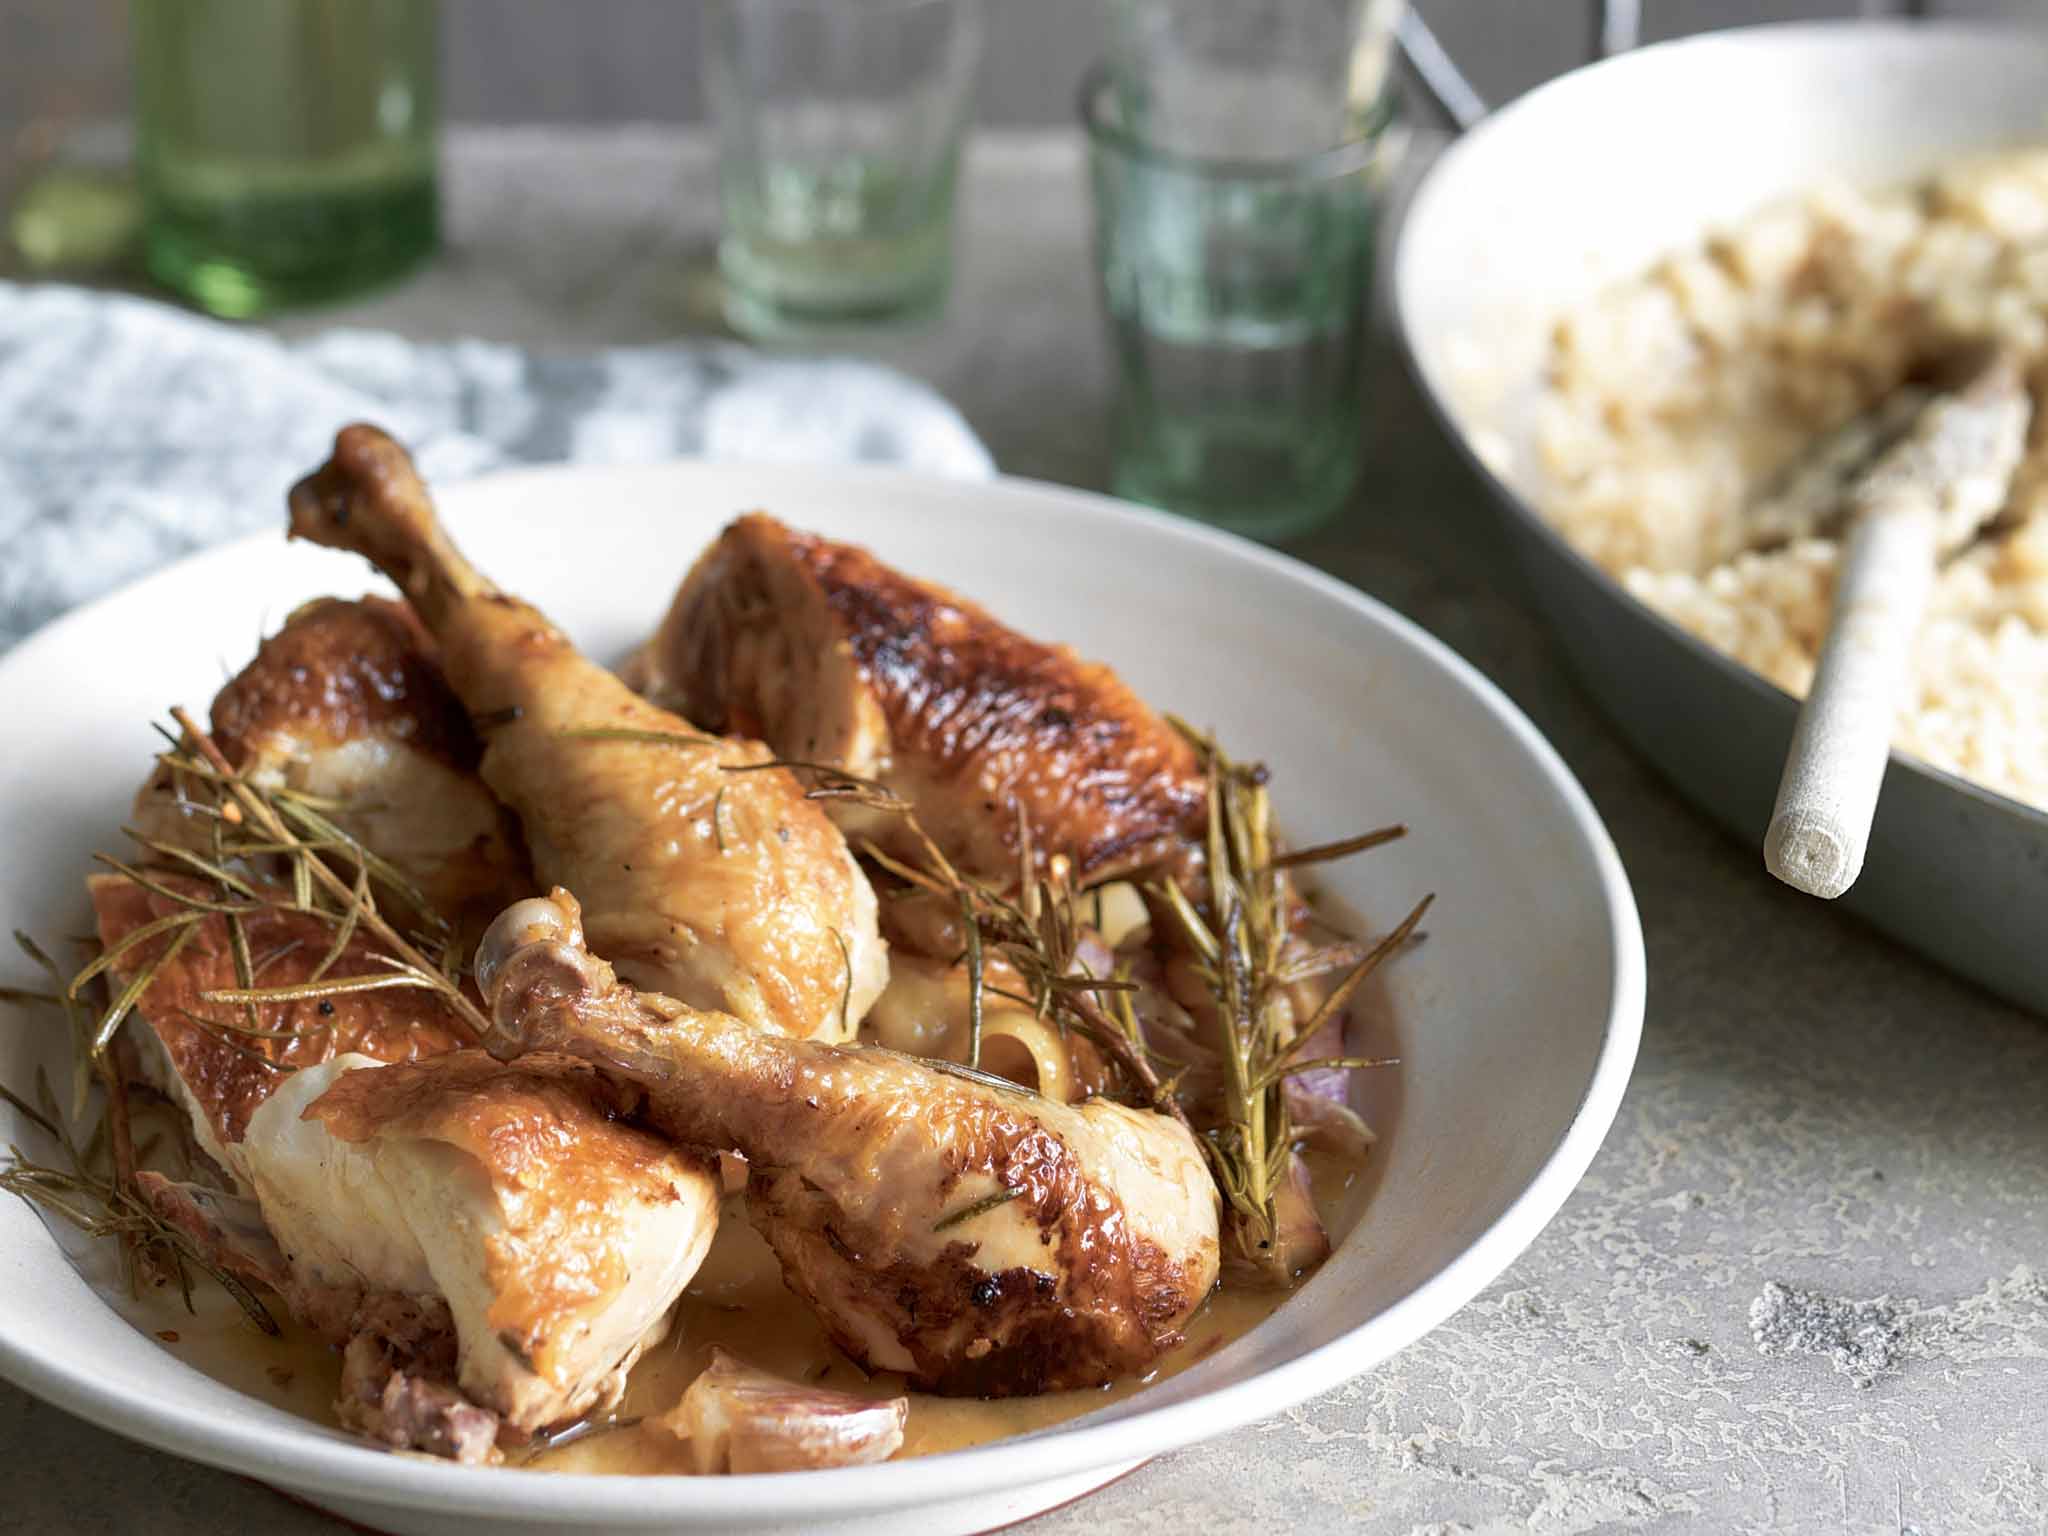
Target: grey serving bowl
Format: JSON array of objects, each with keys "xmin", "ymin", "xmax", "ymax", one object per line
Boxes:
[{"xmin": 1395, "ymin": 20, "xmax": 2048, "ymax": 1014}]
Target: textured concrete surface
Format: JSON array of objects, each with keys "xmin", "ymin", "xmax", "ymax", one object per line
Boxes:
[{"xmin": 2, "ymin": 129, "xmax": 2046, "ymax": 1535}]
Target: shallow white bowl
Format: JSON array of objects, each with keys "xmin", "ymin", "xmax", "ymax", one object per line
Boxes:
[{"xmin": 0, "ymin": 462, "xmax": 1642, "ymax": 1535}]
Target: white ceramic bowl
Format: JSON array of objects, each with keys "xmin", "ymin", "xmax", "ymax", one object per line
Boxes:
[{"xmin": 0, "ymin": 462, "xmax": 1642, "ymax": 1534}]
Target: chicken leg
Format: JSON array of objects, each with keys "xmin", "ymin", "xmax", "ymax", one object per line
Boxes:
[
  {"xmin": 475, "ymin": 890, "xmax": 1220, "ymax": 1396},
  {"xmin": 286, "ymin": 425, "xmax": 886, "ymax": 1042}
]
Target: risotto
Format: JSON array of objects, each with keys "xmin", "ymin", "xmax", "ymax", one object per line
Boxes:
[{"xmin": 1529, "ymin": 149, "xmax": 2048, "ymax": 812}]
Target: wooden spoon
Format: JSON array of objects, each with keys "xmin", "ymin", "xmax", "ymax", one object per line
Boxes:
[{"xmin": 1763, "ymin": 353, "xmax": 2031, "ymax": 899}]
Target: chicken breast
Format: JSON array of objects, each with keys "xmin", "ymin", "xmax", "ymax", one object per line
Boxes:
[
  {"xmin": 133, "ymin": 595, "xmax": 532, "ymax": 949},
  {"xmin": 285, "ymin": 426, "xmax": 886, "ymax": 1042},
  {"xmin": 478, "ymin": 890, "xmax": 1221, "ymax": 1396},
  {"xmin": 92, "ymin": 872, "xmax": 722, "ymax": 1446},
  {"xmin": 244, "ymin": 1051, "xmax": 720, "ymax": 1434},
  {"xmin": 626, "ymin": 513, "xmax": 1209, "ymax": 891}
]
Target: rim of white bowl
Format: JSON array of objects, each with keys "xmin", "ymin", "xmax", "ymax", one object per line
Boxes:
[{"xmin": 0, "ymin": 461, "xmax": 1645, "ymax": 1523}]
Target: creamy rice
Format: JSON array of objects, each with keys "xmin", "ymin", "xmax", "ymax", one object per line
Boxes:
[{"xmin": 1530, "ymin": 150, "xmax": 2048, "ymax": 811}]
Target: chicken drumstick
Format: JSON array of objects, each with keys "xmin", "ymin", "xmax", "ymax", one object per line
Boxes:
[
  {"xmin": 287, "ymin": 425, "xmax": 887, "ymax": 1042},
  {"xmin": 476, "ymin": 890, "xmax": 1221, "ymax": 1396}
]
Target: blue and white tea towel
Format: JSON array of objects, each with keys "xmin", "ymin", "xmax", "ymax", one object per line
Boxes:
[{"xmin": 0, "ymin": 282, "xmax": 993, "ymax": 650}]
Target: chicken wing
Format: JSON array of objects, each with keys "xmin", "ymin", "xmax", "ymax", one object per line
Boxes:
[
  {"xmin": 285, "ymin": 426, "xmax": 886, "ymax": 1042},
  {"xmin": 626, "ymin": 513, "xmax": 1208, "ymax": 892},
  {"xmin": 131, "ymin": 596, "xmax": 532, "ymax": 951},
  {"xmin": 476, "ymin": 890, "xmax": 1220, "ymax": 1396}
]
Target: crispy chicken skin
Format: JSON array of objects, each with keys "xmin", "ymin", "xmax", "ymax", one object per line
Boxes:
[
  {"xmin": 129, "ymin": 597, "xmax": 532, "ymax": 953},
  {"xmin": 206, "ymin": 594, "xmax": 532, "ymax": 941},
  {"xmin": 627, "ymin": 512, "xmax": 1209, "ymax": 891},
  {"xmin": 476, "ymin": 891, "xmax": 1221, "ymax": 1396},
  {"xmin": 285, "ymin": 426, "xmax": 886, "ymax": 1042},
  {"xmin": 88, "ymin": 871, "xmax": 470, "ymax": 1186}
]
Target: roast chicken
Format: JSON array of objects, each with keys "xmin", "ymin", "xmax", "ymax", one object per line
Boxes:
[
  {"xmin": 475, "ymin": 889, "xmax": 1221, "ymax": 1396},
  {"xmin": 286, "ymin": 427, "xmax": 887, "ymax": 1042},
  {"xmin": 50, "ymin": 425, "xmax": 1370, "ymax": 1471},
  {"xmin": 626, "ymin": 513, "xmax": 1209, "ymax": 892},
  {"xmin": 91, "ymin": 874, "xmax": 721, "ymax": 1458}
]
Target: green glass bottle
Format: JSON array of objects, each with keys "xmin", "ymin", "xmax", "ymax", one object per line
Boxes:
[{"xmin": 133, "ymin": 0, "xmax": 440, "ymax": 317}]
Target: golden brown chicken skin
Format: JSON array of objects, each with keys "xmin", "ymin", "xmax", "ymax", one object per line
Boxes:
[
  {"xmin": 628, "ymin": 513, "xmax": 1209, "ymax": 892},
  {"xmin": 210, "ymin": 594, "xmax": 472, "ymax": 769},
  {"xmin": 131, "ymin": 594, "xmax": 533, "ymax": 950},
  {"xmin": 94, "ymin": 868, "xmax": 721, "ymax": 1455},
  {"xmin": 284, "ymin": 426, "xmax": 887, "ymax": 1042},
  {"xmin": 88, "ymin": 870, "xmax": 471, "ymax": 1180}
]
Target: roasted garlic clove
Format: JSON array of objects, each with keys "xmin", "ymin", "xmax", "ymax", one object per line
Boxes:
[{"xmin": 655, "ymin": 1349, "xmax": 906, "ymax": 1474}]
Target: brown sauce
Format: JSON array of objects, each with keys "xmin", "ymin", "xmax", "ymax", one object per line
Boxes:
[{"xmin": 108, "ymin": 1141, "xmax": 1375, "ymax": 1475}]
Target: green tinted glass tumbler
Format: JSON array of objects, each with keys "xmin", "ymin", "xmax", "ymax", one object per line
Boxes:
[
  {"xmin": 134, "ymin": 0, "xmax": 440, "ymax": 317},
  {"xmin": 1082, "ymin": 0, "xmax": 1399, "ymax": 542},
  {"xmin": 705, "ymin": 0, "xmax": 982, "ymax": 336}
]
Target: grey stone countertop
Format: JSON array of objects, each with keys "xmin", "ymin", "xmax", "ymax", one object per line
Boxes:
[{"xmin": 3, "ymin": 129, "xmax": 2046, "ymax": 1536}]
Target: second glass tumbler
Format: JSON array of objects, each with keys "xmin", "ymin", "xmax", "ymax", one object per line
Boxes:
[{"xmin": 705, "ymin": 0, "xmax": 984, "ymax": 336}]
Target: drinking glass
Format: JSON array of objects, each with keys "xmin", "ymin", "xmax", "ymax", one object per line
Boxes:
[
  {"xmin": 1085, "ymin": 0, "xmax": 1401, "ymax": 540},
  {"xmin": 133, "ymin": 0, "xmax": 440, "ymax": 318},
  {"xmin": 704, "ymin": 0, "xmax": 983, "ymax": 336}
]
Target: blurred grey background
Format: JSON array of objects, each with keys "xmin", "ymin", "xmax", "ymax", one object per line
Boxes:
[{"xmin": 1, "ymin": 0, "xmax": 2038, "ymax": 157}]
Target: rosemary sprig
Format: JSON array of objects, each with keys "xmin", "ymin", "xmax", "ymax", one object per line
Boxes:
[
  {"xmin": 1157, "ymin": 720, "xmax": 1427, "ymax": 1282},
  {"xmin": 93, "ymin": 920, "xmax": 200, "ymax": 1055},
  {"xmin": 1265, "ymin": 825, "xmax": 1406, "ymax": 871},
  {"xmin": 555, "ymin": 726, "xmax": 719, "ymax": 748},
  {"xmin": 960, "ymin": 890, "xmax": 985, "ymax": 1067},
  {"xmin": 851, "ymin": 806, "xmax": 1183, "ymax": 1122},
  {"xmin": 830, "ymin": 928, "xmax": 853, "ymax": 1038},
  {"xmin": 14, "ymin": 932, "xmax": 98, "ymax": 1122},
  {"xmin": 0, "ymin": 1155, "xmax": 279, "ymax": 1335},
  {"xmin": 1, "ymin": 700, "xmax": 499, "ymax": 1343},
  {"xmin": 875, "ymin": 1048, "xmax": 1038, "ymax": 1097},
  {"xmin": 271, "ymin": 797, "xmax": 444, "ymax": 938},
  {"xmin": 91, "ymin": 854, "xmax": 260, "ymax": 915},
  {"xmin": 308, "ymin": 862, "xmax": 371, "ymax": 984},
  {"xmin": 224, "ymin": 904, "xmax": 263, "ymax": 1040},
  {"xmin": 932, "ymin": 1185, "xmax": 1024, "ymax": 1232},
  {"xmin": 160, "ymin": 707, "xmax": 489, "ymax": 1044},
  {"xmin": 200, "ymin": 971, "xmax": 444, "ymax": 1005},
  {"xmin": 0, "ymin": 1065, "xmax": 277, "ymax": 1333},
  {"xmin": 558, "ymin": 723, "xmax": 1173, "ymax": 1107}
]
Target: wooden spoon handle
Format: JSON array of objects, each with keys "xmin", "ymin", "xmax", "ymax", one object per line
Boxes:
[{"xmin": 1763, "ymin": 502, "xmax": 1935, "ymax": 899}]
